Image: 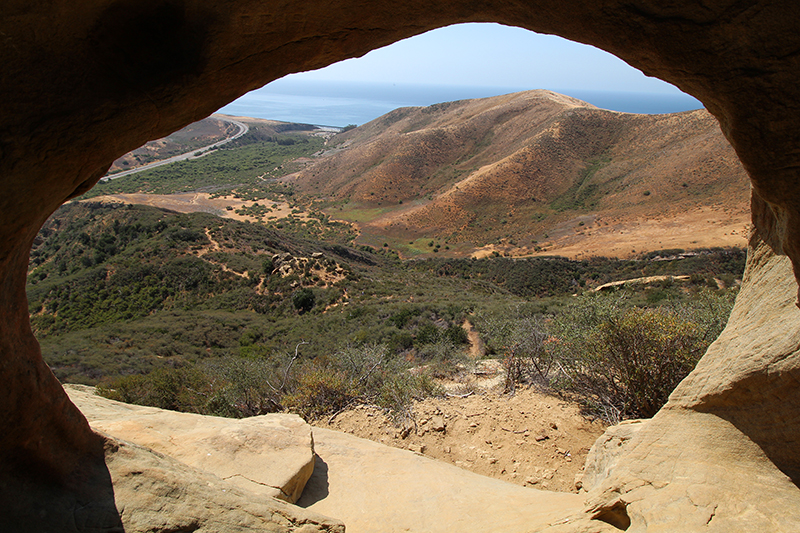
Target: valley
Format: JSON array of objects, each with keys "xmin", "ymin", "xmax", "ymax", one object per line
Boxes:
[
  {"xmin": 87, "ymin": 91, "xmax": 750, "ymax": 259},
  {"xmin": 31, "ymin": 90, "xmax": 747, "ymax": 495}
]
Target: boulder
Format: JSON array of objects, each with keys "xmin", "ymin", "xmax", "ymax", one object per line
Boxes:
[
  {"xmin": 66, "ymin": 385, "xmax": 316, "ymax": 503},
  {"xmin": 51, "ymin": 386, "xmax": 343, "ymax": 532},
  {"xmin": 105, "ymin": 436, "xmax": 343, "ymax": 533}
]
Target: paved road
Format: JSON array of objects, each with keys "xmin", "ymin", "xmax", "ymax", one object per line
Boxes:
[{"xmin": 101, "ymin": 117, "xmax": 249, "ymax": 182}]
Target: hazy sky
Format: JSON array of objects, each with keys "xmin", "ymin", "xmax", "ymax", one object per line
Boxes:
[
  {"xmin": 283, "ymin": 23, "xmax": 685, "ymax": 95},
  {"xmin": 220, "ymin": 23, "xmax": 700, "ymax": 123}
]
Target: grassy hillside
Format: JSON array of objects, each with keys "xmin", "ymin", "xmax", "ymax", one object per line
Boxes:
[{"xmin": 290, "ymin": 90, "xmax": 749, "ymax": 255}]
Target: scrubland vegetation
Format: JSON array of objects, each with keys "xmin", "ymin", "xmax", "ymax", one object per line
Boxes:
[
  {"xmin": 476, "ymin": 291, "xmax": 734, "ymax": 422},
  {"xmin": 24, "ymin": 118, "xmax": 746, "ymax": 423},
  {"xmin": 29, "ymin": 200, "xmax": 742, "ymax": 423}
]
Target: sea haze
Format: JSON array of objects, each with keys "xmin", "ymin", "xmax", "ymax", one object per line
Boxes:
[{"xmin": 218, "ymin": 79, "xmax": 703, "ymax": 127}]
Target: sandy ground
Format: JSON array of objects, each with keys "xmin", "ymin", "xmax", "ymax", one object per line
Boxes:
[
  {"xmin": 317, "ymin": 361, "xmax": 607, "ymax": 494},
  {"xmin": 473, "ymin": 205, "xmax": 750, "ymax": 259},
  {"xmin": 87, "ymin": 193, "xmax": 302, "ymax": 222}
]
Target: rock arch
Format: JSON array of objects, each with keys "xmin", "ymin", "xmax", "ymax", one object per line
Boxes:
[{"xmin": 2, "ymin": 1, "xmax": 800, "ymax": 530}]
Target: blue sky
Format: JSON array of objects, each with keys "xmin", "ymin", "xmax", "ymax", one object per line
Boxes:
[
  {"xmin": 290, "ymin": 23, "xmax": 683, "ymax": 95},
  {"xmin": 221, "ymin": 23, "xmax": 701, "ymax": 123}
]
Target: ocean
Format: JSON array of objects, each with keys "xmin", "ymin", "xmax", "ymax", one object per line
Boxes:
[{"xmin": 218, "ymin": 79, "xmax": 703, "ymax": 128}]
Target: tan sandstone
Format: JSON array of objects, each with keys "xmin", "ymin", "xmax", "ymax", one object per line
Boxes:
[
  {"xmin": 299, "ymin": 427, "xmax": 584, "ymax": 533},
  {"xmin": 3, "ymin": 1, "xmax": 800, "ymax": 531},
  {"xmin": 540, "ymin": 232, "xmax": 800, "ymax": 532},
  {"xmin": 66, "ymin": 385, "xmax": 316, "ymax": 504}
]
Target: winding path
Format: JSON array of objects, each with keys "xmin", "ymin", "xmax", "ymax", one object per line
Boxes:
[{"xmin": 101, "ymin": 116, "xmax": 248, "ymax": 181}]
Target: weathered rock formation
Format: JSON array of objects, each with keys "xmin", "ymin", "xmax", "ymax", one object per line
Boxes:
[
  {"xmin": 67, "ymin": 385, "xmax": 317, "ymax": 504},
  {"xmin": 575, "ymin": 419, "xmax": 646, "ymax": 493},
  {"xmin": 543, "ymin": 232, "xmax": 800, "ymax": 532},
  {"xmin": 301, "ymin": 427, "xmax": 583, "ymax": 533},
  {"xmin": 63, "ymin": 386, "xmax": 342, "ymax": 533},
  {"xmin": 2, "ymin": 0, "xmax": 800, "ymax": 531}
]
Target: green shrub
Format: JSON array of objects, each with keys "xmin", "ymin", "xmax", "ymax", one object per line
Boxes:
[
  {"xmin": 442, "ymin": 324, "xmax": 469, "ymax": 346},
  {"xmin": 292, "ymin": 288, "xmax": 316, "ymax": 314},
  {"xmin": 549, "ymin": 292, "xmax": 734, "ymax": 421},
  {"xmin": 291, "ymin": 343, "xmax": 443, "ymax": 421},
  {"xmin": 98, "ymin": 366, "xmax": 211, "ymax": 413},
  {"xmin": 201, "ymin": 356, "xmax": 288, "ymax": 417},
  {"xmin": 283, "ymin": 365, "xmax": 356, "ymax": 420}
]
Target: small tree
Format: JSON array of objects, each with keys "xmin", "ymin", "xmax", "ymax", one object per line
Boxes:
[
  {"xmin": 480, "ymin": 305, "xmax": 551, "ymax": 393},
  {"xmin": 292, "ymin": 288, "xmax": 315, "ymax": 314}
]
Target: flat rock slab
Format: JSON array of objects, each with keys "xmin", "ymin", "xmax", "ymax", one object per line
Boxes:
[
  {"xmin": 105, "ymin": 435, "xmax": 344, "ymax": 533},
  {"xmin": 299, "ymin": 427, "xmax": 584, "ymax": 533},
  {"xmin": 66, "ymin": 385, "xmax": 315, "ymax": 503}
]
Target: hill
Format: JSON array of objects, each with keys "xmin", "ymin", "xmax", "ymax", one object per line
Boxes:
[
  {"xmin": 26, "ymin": 202, "xmax": 494, "ymax": 384},
  {"xmin": 107, "ymin": 116, "xmax": 235, "ymax": 174},
  {"xmin": 288, "ymin": 90, "xmax": 750, "ymax": 258},
  {"xmin": 28, "ymin": 201, "xmax": 743, "ymax": 388}
]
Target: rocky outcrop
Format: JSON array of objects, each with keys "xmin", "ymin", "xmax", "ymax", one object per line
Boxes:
[
  {"xmin": 3, "ymin": 1, "xmax": 800, "ymax": 531},
  {"xmin": 542, "ymin": 230, "xmax": 800, "ymax": 532},
  {"xmin": 61, "ymin": 386, "xmax": 342, "ymax": 533},
  {"xmin": 66, "ymin": 385, "xmax": 316, "ymax": 504},
  {"xmin": 301, "ymin": 427, "xmax": 583, "ymax": 533},
  {"xmin": 105, "ymin": 436, "xmax": 343, "ymax": 533}
]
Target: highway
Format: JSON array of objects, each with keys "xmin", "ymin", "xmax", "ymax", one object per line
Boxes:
[{"xmin": 101, "ymin": 117, "xmax": 249, "ymax": 182}]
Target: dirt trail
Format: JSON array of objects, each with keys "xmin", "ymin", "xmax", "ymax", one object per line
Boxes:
[
  {"xmin": 462, "ymin": 319, "xmax": 484, "ymax": 359},
  {"xmin": 317, "ymin": 362, "xmax": 607, "ymax": 493},
  {"xmin": 200, "ymin": 228, "xmax": 222, "ymax": 253}
]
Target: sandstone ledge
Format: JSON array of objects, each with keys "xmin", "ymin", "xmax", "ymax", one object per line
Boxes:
[
  {"xmin": 64, "ymin": 386, "xmax": 341, "ymax": 533},
  {"xmin": 67, "ymin": 385, "xmax": 315, "ymax": 504},
  {"xmin": 300, "ymin": 427, "xmax": 585, "ymax": 533}
]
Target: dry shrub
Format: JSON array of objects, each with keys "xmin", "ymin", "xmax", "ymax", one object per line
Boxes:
[
  {"xmin": 282, "ymin": 366, "xmax": 356, "ymax": 420},
  {"xmin": 550, "ymin": 292, "xmax": 734, "ymax": 421}
]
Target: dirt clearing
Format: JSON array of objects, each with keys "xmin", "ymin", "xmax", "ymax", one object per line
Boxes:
[{"xmin": 317, "ymin": 362, "xmax": 607, "ymax": 493}]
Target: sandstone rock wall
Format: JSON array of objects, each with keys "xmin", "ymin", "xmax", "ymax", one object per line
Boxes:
[{"xmin": 3, "ymin": 1, "xmax": 800, "ymax": 530}]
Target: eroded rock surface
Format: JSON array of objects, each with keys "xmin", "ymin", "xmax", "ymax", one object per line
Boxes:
[
  {"xmin": 575, "ymin": 419, "xmax": 646, "ymax": 493},
  {"xmin": 61, "ymin": 386, "xmax": 342, "ymax": 533},
  {"xmin": 542, "ymin": 231, "xmax": 800, "ymax": 532},
  {"xmin": 105, "ymin": 435, "xmax": 343, "ymax": 533},
  {"xmin": 67, "ymin": 385, "xmax": 316, "ymax": 503},
  {"xmin": 3, "ymin": 1, "xmax": 800, "ymax": 530},
  {"xmin": 300, "ymin": 427, "xmax": 584, "ymax": 533}
]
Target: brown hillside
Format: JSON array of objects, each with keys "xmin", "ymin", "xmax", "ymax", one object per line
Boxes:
[
  {"xmin": 290, "ymin": 90, "xmax": 750, "ymax": 257},
  {"xmin": 107, "ymin": 117, "xmax": 235, "ymax": 173}
]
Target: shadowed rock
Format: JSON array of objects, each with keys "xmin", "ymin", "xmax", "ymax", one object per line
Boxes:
[{"xmin": 3, "ymin": 1, "xmax": 800, "ymax": 530}]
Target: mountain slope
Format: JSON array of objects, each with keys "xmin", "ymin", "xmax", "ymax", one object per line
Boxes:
[{"xmin": 290, "ymin": 90, "xmax": 749, "ymax": 257}]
